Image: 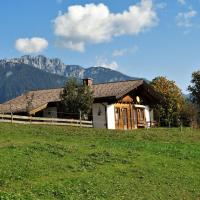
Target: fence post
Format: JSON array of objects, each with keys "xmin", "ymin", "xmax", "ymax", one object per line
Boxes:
[
  {"xmin": 79, "ymin": 110, "xmax": 82, "ymax": 127},
  {"xmin": 180, "ymin": 121, "xmax": 183, "ymax": 132},
  {"xmin": 9, "ymin": 103, "xmax": 13, "ymax": 124},
  {"xmin": 11, "ymin": 112, "xmax": 13, "ymax": 124}
]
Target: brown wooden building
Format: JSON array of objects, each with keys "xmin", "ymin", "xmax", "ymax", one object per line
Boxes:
[
  {"xmin": 92, "ymin": 80, "xmax": 158, "ymax": 129},
  {"xmin": 0, "ymin": 79, "xmax": 159, "ymax": 130}
]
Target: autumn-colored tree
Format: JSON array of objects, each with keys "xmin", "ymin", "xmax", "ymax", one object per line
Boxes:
[{"xmin": 151, "ymin": 76, "xmax": 185, "ymax": 127}]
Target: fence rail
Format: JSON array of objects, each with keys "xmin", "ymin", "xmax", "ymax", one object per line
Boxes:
[{"xmin": 0, "ymin": 114, "xmax": 93, "ymax": 128}]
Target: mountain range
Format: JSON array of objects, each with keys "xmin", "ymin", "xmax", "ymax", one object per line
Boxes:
[{"xmin": 0, "ymin": 55, "xmax": 138, "ymax": 103}]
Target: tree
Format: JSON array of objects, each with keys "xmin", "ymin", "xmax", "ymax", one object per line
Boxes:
[
  {"xmin": 188, "ymin": 71, "xmax": 200, "ymax": 126},
  {"xmin": 151, "ymin": 76, "xmax": 185, "ymax": 127},
  {"xmin": 188, "ymin": 71, "xmax": 200, "ymax": 106},
  {"xmin": 180, "ymin": 100, "xmax": 199, "ymax": 128},
  {"xmin": 60, "ymin": 78, "xmax": 94, "ymax": 118}
]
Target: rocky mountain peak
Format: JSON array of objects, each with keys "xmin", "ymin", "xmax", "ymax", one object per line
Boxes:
[{"xmin": 0, "ymin": 55, "xmax": 134, "ymax": 82}]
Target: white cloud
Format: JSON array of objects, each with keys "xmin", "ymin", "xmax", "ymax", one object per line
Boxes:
[
  {"xmin": 15, "ymin": 37, "xmax": 48, "ymax": 53},
  {"xmin": 112, "ymin": 49, "xmax": 128, "ymax": 57},
  {"xmin": 101, "ymin": 61, "xmax": 119, "ymax": 70},
  {"xmin": 176, "ymin": 9, "xmax": 197, "ymax": 27},
  {"xmin": 155, "ymin": 2, "xmax": 167, "ymax": 9},
  {"xmin": 112, "ymin": 45, "xmax": 139, "ymax": 57},
  {"xmin": 53, "ymin": 0, "xmax": 158, "ymax": 51},
  {"xmin": 177, "ymin": 0, "xmax": 186, "ymax": 5},
  {"xmin": 95, "ymin": 57, "xmax": 119, "ymax": 70},
  {"xmin": 130, "ymin": 45, "xmax": 139, "ymax": 54},
  {"xmin": 56, "ymin": 40, "xmax": 85, "ymax": 52}
]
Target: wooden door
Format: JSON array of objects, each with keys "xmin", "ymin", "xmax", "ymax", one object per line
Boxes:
[
  {"xmin": 122, "ymin": 108, "xmax": 128, "ymax": 130},
  {"xmin": 131, "ymin": 108, "xmax": 137, "ymax": 129},
  {"xmin": 115, "ymin": 104, "xmax": 134, "ymax": 130},
  {"xmin": 137, "ymin": 108, "xmax": 145, "ymax": 127},
  {"xmin": 115, "ymin": 107, "xmax": 120, "ymax": 129}
]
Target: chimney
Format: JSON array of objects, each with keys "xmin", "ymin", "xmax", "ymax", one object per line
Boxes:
[{"xmin": 83, "ymin": 78, "xmax": 93, "ymax": 86}]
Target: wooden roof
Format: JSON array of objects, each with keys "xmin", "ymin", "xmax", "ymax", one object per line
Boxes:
[
  {"xmin": 92, "ymin": 80, "xmax": 143, "ymax": 99},
  {"xmin": 0, "ymin": 80, "xmax": 154, "ymax": 114},
  {"xmin": 0, "ymin": 88, "xmax": 62, "ymax": 114}
]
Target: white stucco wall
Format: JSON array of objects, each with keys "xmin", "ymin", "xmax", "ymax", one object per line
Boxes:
[
  {"xmin": 92, "ymin": 103, "xmax": 107, "ymax": 128},
  {"xmin": 145, "ymin": 105, "xmax": 150, "ymax": 127},
  {"xmin": 93, "ymin": 103, "xmax": 153, "ymax": 130},
  {"xmin": 106, "ymin": 104, "xmax": 115, "ymax": 130}
]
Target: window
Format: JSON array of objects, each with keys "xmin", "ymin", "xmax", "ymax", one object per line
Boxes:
[{"xmin": 137, "ymin": 108, "xmax": 145, "ymax": 121}]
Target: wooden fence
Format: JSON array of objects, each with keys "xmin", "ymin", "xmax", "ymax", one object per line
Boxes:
[{"xmin": 0, "ymin": 114, "xmax": 93, "ymax": 128}]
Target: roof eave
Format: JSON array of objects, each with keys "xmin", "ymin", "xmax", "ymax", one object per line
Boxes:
[{"xmin": 94, "ymin": 96, "xmax": 116, "ymax": 103}]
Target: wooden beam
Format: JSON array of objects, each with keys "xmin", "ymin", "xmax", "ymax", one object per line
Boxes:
[{"xmin": 29, "ymin": 104, "xmax": 48, "ymax": 115}]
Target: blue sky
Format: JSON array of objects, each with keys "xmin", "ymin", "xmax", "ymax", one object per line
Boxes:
[{"xmin": 0, "ymin": 0, "xmax": 200, "ymax": 93}]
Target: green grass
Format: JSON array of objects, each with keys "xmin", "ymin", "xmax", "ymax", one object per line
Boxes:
[{"xmin": 0, "ymin": 123, "xmax": 200, "ymax": 200}]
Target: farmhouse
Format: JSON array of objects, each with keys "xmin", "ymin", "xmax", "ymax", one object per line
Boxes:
[{"xmin": 0, "ymin": 79, "xmax": 159, "ymax": 130}]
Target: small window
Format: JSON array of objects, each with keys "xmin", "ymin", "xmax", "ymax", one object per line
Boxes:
[{"xmin": 137, "ymin": 109, "xmax": 145, "ymax": 121}]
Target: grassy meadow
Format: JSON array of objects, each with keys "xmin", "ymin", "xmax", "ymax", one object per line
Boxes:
[{"xmin": 0, "ymin": 123, "xmax": 200, "ymax": 199}]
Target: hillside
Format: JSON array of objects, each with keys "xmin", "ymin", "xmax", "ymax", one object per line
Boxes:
[{"xmin": 0, "ymin": 123, "xmax": 200, "ymax": 199}]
